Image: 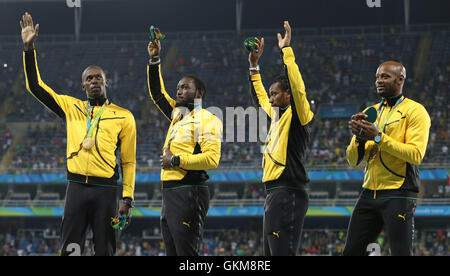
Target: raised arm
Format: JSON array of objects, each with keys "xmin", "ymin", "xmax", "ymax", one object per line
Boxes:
[
  {"xmin": 146, "ymin": 38, "xmax": 176, "ymax": 121},
  {"xmin": 21, "ymin": 12, "xmax": 69, "ymax": 118},
  {"xmin": 248, "ymin": 37, "xmax": 273, "ymax": 118},
  {"xmin": 278, "ymin": 21, "xmax": 314, "ymax": 126}
]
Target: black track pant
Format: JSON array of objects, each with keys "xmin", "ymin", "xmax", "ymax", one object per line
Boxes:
[
  {"xmin": 160, "ymin": 185, "xmax": 210, "ymax": 256},
  {"xmin": 60, "ymin": 181, "xmax": 118, "ymax": 256},
  {"xmin": 263, "ymin": 188, "xmax": 309, "ymax": 256},
  {"xmin": 343, "ymin": 194, "xmax": 416, "ymax": 256}
]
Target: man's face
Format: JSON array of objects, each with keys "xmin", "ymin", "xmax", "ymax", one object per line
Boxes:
[
  {"xmin": 375, "ymin": 64, "xmax": 404, "ymax": 98},
  {"xmin": 175, "ymin": 77, "xmax": 200, "ymax": 107},
  {"xmin": 269, "ymin": 82, "xmax": 290, "ymax": 108},
  {"xmin": 82, "ymin": 66, "xmax": 108, "ymax": 99}
]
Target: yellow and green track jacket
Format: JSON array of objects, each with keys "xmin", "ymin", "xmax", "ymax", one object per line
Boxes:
[
  {"xmin": 147, "ymin": 63, "xmax": 222, "ymax": 188},
  {"xmin": 250, "ymin": 46, "xmax": 314, "ymax": 191},
  {"xmin": 346, "ymin": 95, "xmax": 431, "ymax": 198},
  {"xmin": 23, "ymin": 50, "xmax": 136, "ymax": 199}
]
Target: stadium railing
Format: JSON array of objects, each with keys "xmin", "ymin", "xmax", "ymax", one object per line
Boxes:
[
  {"xmin": 2, "ymin": 197, "xmax": 450, "ymax": 208},
  {"xmin": 1, "ymin": 162, "xmax": 448, "ymax": 175},
  {"xmin": 0, "ymin": 23, "xmax": 448, "ymax": 45}
]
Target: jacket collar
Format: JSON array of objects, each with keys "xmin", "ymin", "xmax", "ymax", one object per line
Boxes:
[
  {"xmin": 88, "ymin": 97, "xmax": 108, "ymax": 106},
  {"xmin": 384, "ymin": 93, "xmax": 403, "ymax": 107}
]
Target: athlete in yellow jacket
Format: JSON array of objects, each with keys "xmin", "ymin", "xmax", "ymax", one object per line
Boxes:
[
  {"xmin": 147, "ymin": 36, "xmax": 222, "ymax": 256},
  {"xmin": 343, "ymin": 61, "xmax": 431, "ymax": 256},
  {"xmin": 248, "ymin": 21, "xmax": 314, "ymax": 256},
  {"xmin": 20, "ymin": 12, "xmax": 136, "ymax": 256}
]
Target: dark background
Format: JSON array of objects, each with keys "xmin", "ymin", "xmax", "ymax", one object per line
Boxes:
[{"xmin": 0, "ymin": 0, "xmax": 449, "ymax": 35}]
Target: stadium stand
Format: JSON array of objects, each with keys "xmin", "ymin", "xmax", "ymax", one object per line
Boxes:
[
  {"xmin": 0, "ymin": 126, "xmax": 13, "ymax": 162},
  {"xmin": 8, "ymin": 124, "xmax": 67, "ymax": 173},
  {"xmin": 0, "ymin": 27, "xmax": 448, "ymax": 199},
  {"xmin": 0, "ymin": 228, "xmax": 447, "ymax": 256},
  {"xmin": 1, "ymin": 28, "xmax": 447, "ymax": 173},
  {"xmin": 0, "ymin": 24, "xmax": 448, "ymax": 256}
]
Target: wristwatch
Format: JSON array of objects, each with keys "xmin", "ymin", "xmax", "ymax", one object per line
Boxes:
[
  {"xmin": 249, "ymin": 65, "xmax": 260, "ymax": 72},
  {"xmin": 122, "ymin": 197, "xmax": 135, "ymax": 208},
  {"xmin": 170, "ymin": 155, "xmax": 180, "ymax": 167},
  {"xmin": 148, "ymin": 56, "xmax": 161, "ymax": 65},
  {"xmin": 374, "ymin": 132, "xmax": 382, "ymax": 144}
]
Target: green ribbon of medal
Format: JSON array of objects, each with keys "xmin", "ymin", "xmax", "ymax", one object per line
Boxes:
[
  {"xmin": 82, "ymin": 99, "xmax": 109, "ymax": 150},
  {"xmin": 368, "ymin": 96, "xmax": 404, "ymax": 160}
]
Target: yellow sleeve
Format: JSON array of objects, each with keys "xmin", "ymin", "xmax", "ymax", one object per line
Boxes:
[
  {"xmin": 119, "ymin": 112, "xmax": 137, "ymax": 199},
  {"xmin": 179, "ymin": 115, "xmax": 222, "ymax": 170},
  {"xmin": 378, "ymin": 105, "xmax": 431, "ymax": 165},
  {"xmin": 250, "ymin": 74, "xmax": 273, "ymax": 118},
  {"xmin": 346, "ymin": 135, "xmax": 373, "ymax": 167},
  {"xmin": 282, "ymin": 47, "xmax": 314, "ymax": 126}
]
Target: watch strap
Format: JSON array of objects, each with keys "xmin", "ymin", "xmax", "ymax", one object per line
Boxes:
[
  {"xmin": 122, "ymin": 197, "xmax": 135, "ymax": 208},
  {"xmin": 249, "ymin": 65, "xmax": 260, "ymax": 71}
]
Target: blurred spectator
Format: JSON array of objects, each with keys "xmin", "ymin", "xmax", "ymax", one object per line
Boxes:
[
  {"xmin": 0, "ymin": 228, "xmax": 447, "ymax": 256},
  {"xmin": 2, "ymin": 28, "xmax": 448, "ymax": 172}
]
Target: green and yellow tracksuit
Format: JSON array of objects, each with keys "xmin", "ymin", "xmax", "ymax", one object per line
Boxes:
[
  {"xmin": 344, "ymin": 94, "xmax": 431, "ymax": 256},
  {"xmin": 147, "ymin": 61, "xmax": 222, "ymax": 256},
  {"xmin": 346, "ymin": 95, "xmax": 431, "ymax": 198},
  {"xmin": 250, "ymin": 46, "xmax": 314, "ymax": 191},
  {"xmin": 23, "ymin": 49, "xmax": 136, "ymax": 256},
  {"xmin": 146, "ymin": 63, "xmax": 222, "ymax": 187},
  {"xmin": 249, "ymin": 46, "xmax": 314, "ymax": 256},
  {"xmin": 23, "ymin": 49, "xmax": 136, "ymax": 198}
]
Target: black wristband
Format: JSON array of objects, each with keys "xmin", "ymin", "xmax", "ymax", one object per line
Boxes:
[
  {"xmin": 122, "ymin": 197, "xmax": 135, "ymax": 208},
  {"xmin": 171, "ymin": 156, "xmax": 180, "ymax": 167},
  {"xmin": 148, "ymin": 57, "xmax": 161, "ymax": 65}
]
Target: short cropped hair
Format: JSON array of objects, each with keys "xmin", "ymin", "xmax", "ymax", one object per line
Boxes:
[
  {"xmin": 185, "ymin": 75, "xmax": 206, "ymax": 98},
  {"xmin": 273, "ymin": 74, "xmax": 290, "ymax": 93}
]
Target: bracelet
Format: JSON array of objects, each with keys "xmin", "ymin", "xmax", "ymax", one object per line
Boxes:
[
  {"xmin": 122, "ymin": 197, "xmax": 135, "ymax": 208},
  {"xmin": 249, "ymin": 65, "xmax": 260, "ymax": 71},
  {"xmin": 149, "ymin": 57, "xmax": 161, "ymax": 65}
]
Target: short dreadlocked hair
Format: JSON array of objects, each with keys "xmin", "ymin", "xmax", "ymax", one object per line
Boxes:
[
  {"xmin": 184, "ymin": 75, "xmax": 206, "ymax": 99},
  {"xmin": 272, "ymin": 73, "xmax": 290, "ymax": 93}
]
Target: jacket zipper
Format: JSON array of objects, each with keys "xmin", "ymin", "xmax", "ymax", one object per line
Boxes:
[
  {"xmin": 373, "ymin": 104, "xmax": 394, "ymax": 199},
  {"xmin": 370, "ymin": 157, "xmax": 376, "ymax": 199},
  {"xmin": 85, "ymin": 105, "xmax": 94, "ymax": 181}
]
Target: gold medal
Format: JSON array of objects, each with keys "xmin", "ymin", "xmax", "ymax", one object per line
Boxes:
[{"xmin": 82, "ymin": 137, "xmax": 94, "ymax": 150}]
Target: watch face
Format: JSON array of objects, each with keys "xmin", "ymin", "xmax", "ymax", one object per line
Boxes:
[
  {"xmin": 375, "ymin": 135, "xmax": 381, "ymax": 143},
  {"xmin": 124, "ymin": 199, "xmax": 134, "ymax": 207}
]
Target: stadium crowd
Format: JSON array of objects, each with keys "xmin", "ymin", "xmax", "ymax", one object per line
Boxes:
[
  {"xmin": 1, "ymin": 28, "xmax": 448, "ymax": 172},
  {"xmin": 0, "ymin": 27, "xmax": 448, "ymax": 257},
  {"xmin": 0, "ymin": 228, "xmax": 448, "ymax": 256},
  {"xmin": 9, "ymin": 124, "xmax": 66, "ymax": 173},
  {"xmin": 0, "ymin": 126, "xmax": 13, "ymax": 162}
]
